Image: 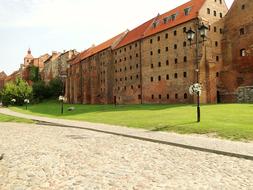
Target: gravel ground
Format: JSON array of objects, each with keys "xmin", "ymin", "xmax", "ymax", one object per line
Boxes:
[{"xmin": 0, "ymin": 122, "xmax": 252, "ymax": 190}]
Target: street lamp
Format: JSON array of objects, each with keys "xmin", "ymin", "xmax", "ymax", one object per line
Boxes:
[
  {"xmin": 24, "ymin": 99, "xmax": 30, "ymax": 110},
  {"xmin": 185, "ymin": 22, "xmax": 208, "ymax": 123},
  {"xmin": 59, "ymin": 73, "xmax": 67, "ymax": 114}
]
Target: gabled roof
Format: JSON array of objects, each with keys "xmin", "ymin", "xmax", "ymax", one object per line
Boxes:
[
  {"xmin": 0, "ymin": 71, "xmax": 7, "ymax": 79},
  {"xmin": 143, "ymin": 0, "xmax": 205, "ymax": 38},
  {"xmin": 115, "ymin": 18, "xmax": 155, "ymax": 49},
  {"xmin": 71, "ymin": 31, "xmax": 127, "ymax": 65},
  {"xmin": 114, "ymin": 0, "xmax": 205, "ymax": 49}
]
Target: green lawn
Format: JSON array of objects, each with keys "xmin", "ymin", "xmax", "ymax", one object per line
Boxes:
[
  {"xmin": 10, "ymin": 101, "xmax": 253, "ymax": 141},
  {"xmin": 0, "ymin": 113, "xmax": 33, "ymax": 123}
]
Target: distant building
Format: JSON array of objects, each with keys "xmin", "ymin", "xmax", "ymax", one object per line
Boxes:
[
  {"xmin": 0, "ymin": 71, "xmax": 7, "ymax": 91},
  {"xmin": 42, "ymin": 50, "xmax": 78, "ymax": 84}
]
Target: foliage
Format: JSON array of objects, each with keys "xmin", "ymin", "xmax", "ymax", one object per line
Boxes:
[
  {"xmin": 0, "ymin": 78, "xmax": 32, "ymax": 106},
  {"xmin": 48, "ymin": 77, "xmax": 63, "ymax": 98},
  {"xmin": 29, "ymin": 65, "xmax": 40, "ymax": 82},
  {"xmin": 10, "ymin": 102, "xmax": 253, "ymax": 141},
  {"xmin": 32, "ymin": 77, "xmax": 63, "ymax": 102}
]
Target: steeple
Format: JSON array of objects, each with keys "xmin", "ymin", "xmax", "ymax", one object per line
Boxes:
[{"xmin": 28, "ymin": 48, "xmax": 31, "ymax": 55}]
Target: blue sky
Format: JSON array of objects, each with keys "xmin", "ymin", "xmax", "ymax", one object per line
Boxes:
[{"xmin": 0, "ymin": 0, "xmax": 234, "ymax": 75}]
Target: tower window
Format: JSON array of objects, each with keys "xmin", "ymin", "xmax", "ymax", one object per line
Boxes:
[
  {"xmin": 240, "ymin": 28, "xmax": 245, "ymax": 35},
  {"xmin": 240, "ymin": 49, "xmax": 246, "ymax": 57}
]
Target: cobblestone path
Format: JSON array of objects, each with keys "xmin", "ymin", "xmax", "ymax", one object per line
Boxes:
[{"xmin": 0, "ymin": 123, "xmax": 252, "ymax": 190}]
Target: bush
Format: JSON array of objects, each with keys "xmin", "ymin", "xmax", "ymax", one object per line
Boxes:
[
  {"xmin": 32, "ymin": 80, "xmax": 50, "ymax": 101},
  {"xmin": 48, "ymin": 77, "xmax": 63, "ymax": 98},
  {"xmin": 0, "ymin": 78, "xmax": 32, "ymax": 106}
]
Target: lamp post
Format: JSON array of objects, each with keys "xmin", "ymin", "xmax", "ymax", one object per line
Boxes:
[
  {"xmin": 24, "ymin": 99, "xmax": 30, "ymax": 110},
  {"xmin": 59, "ymin": 73, "xmax": 67, "ymax": 115},
  {"xmin": 185, "ymin": 22, "xmax": 208, "ymax": 123}
]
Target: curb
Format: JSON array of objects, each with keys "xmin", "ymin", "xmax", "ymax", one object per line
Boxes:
[{"xmin": 35, "ymin": 120, "xmax": 253, "ymax": 161}]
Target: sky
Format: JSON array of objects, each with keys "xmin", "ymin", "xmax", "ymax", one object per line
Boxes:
[{"xmin": 0, "ymin": 0, "xmax": 234, "ymax": 75}]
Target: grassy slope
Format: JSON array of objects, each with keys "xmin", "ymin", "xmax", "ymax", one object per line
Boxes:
[
  {"xmin": 0, "ymin": 113, "xmax": 33, "ymax": 123},
  {"xmin": 10, "ymin": 101, "xmax": 253, "ymax": 141}
]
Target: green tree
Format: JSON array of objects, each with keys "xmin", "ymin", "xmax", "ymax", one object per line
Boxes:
[
  {"xmin": 29, "ymin": 65, "xmax": 40, "ymax": 82},
  {"xmin": 0, "ymin": 78, "xmax": 32, "ymax": 106},
  {"xmin": 48, "ymin": 77, "xmax": 63, "ymax": 98}
]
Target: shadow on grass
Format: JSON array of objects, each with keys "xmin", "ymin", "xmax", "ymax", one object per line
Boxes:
[{"xmin": 151, "ymin": 121, "xmax": 197, "ymax": 132}]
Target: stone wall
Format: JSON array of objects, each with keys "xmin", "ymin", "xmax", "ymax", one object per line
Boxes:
[{"xmin": 237, "ymin": 86, "xmax": 253, "ymax": 103}]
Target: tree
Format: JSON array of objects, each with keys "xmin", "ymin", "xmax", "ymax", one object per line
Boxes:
[
  {"xmin": 29, "ymin": 65, "xmax": 40, "ymax": 82},
  {"xmin": 48, "ymin": 77, "xmax": 63, "ymax": 98},
  {"xmin": 32, "ymin": 80, "xmax": 50, "ymax": 101},
  {"xmin": 0, "ymin": 78, "xmax": 32, "ymax": 106}
]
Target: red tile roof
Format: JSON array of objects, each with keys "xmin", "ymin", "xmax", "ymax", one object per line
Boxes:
[
  {"xmin": 115, "ymin": 0, "xmax": 205, "ymax": 48},
  {"xmin": 143, "ymin": 0, "xmax": 205, "ymax": 38},
  {"xmin": 115, "ymin": 18, "xmax": 155, "ymax": 49}
]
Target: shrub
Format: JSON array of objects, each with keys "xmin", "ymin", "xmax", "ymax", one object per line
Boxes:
[{"xmin": 0, "ymin": 78, "xmax": 32, "ymax": 106}]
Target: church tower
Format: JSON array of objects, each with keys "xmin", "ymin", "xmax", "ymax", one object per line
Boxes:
[{"xmin": 24, "ymin": 48, "xmax": 34, "ymax": 66}]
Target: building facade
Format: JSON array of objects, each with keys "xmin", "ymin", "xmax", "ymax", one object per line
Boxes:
[
  {"xmin": 67, "ymin": 0, "xmax": 234, "ymax": 104},
  {"xmin": 220, "ymin": 0, "xmax": 253, "ymax": 102}
]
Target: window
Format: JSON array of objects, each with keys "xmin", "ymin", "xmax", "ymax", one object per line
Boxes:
[
  {"xmin": 166, "ymin": 74, "xmax": 169, "ymax": 80},
  {"xmin": 216, "ymin": 56, "xmax": 219, "ymax": 61},
  {"xmin": 214, "ymin": 26, "xmax": 217, "ymax": 32},
  {"xmin": 174, "ymin": 44, "xmax": 177, "ymax": 49},
  {"xmin": 174, "ymin": 30, "xmax": 177, "ymax": 36},
  {"xmin": 167, "ymin": 94, "xmax": 169, "ymax": 99},
  {"xmin": 219, "ymin": 0, "xmax": 222, "ymax": 4},
  {"xmin": 184, "ymin": 56, "xmax": 187, "ymax": 62},
  {"xmin": 129, "ymin": 45, "xmax": 132, "ymax": 50},
  {"xmin": 184, "ymin": 7, "xmax": 191, "ymax": 16},
  {"xmin": 184, "ymin": 93, "xmax": 188, "ymax": 99},
  {"xmin": 153, "ymin": 22, "xmax": 157, "ymax": 28},
  {"xmin": 124, "ymin": 48, "xmax": 126, "ymax": 52},
  {"xmin": 158, "ymin": 62, "xmax": 161, "ymax": 67},
  {"xmin": 130, "ymin": 66, "xmax": 132, "ymax": 70},
  {"xmin": 138, "ymin": 95, "xmax": 141, "ymax": 100},
  {"xmin": 136, "ymin": 64, "xmax": 139, "ymax": 68},
  {"xmin": 158, "ymin": 49, "xmax": 161, "ymax": 54},
  {"xmin": 136, "ymin": 75, "xmax": 139, "ymax": 79},
  {"xmin": 240, "ymin": 28, "xmax": 245, "ymax": 35},
  {"xmin": 163, "ymin": 17, "xmax": 168, "ymax": 24},
  {"xmin": 165, "ymin": 33, "xmax": 168, "ymax": 39},
  {"xmin": 175, "ymin": 58, "xmax": 178, "ymax": 64},
  {"xmin": 115, "ymin": 60, "xmax": 117, "ymax": 63},
  {"xmin": 175, "ymin": 94, "xmax": 178, "ymax": 99},
  {"xmin": 215, "ymin": 41, "xmax": 218, "ymax": 47},
  {"xmin": 135, "ymin": 43, "xmax": 138, "ymax": 47},
  {"xmin": 220, "ymin": 13, "xmax": 223, "ymax": 18},
  {"xmin": 171, "ymin": 13, "xmax": 177, "ymax": 21},
  {"xmin": 183, "ymin": 41, "xmax": 187, "ymax": 47},
  {"xmin": 151, "ymin": 64, "xmax": 154, "ymax": 68},
  {"xmin": 216, "ymin": 72, "xmax": 219, "ymax": 77},
  {"xmin": 241, "ymin": 4, "xmax": 245, "ymax": 10},
  {"xmin": 150, "ymin": 39, "xmax": 153, "ymax": 44},
  {"xmin": 151, "ymin": 77, "xmax": 153, "ymax": 82},
  {"xmin": 158, "ymin": 76, "xmax": 161, "ymax": 81},
  {"xmin": 150, "ymin": 51, "xmax": 153, "ymax": 56},
  {"xmin": 166, "ymin": 47, "xmax": 169, "ymax": 51},
  {"xmin": 174, "ymin": 73, "xmax": 178, "ymax": 78},
  {"xmin": 220, "ymin": 28, "xmax": 223, "ymax": 34},
  {"xmin": 214, "ymin": 10, "xmax": 217, "ymax": 16},
  {"xmin": 183, "ymin": 27, "xmax": 186, "ymax": 33},
  {"xmin": 152, "ymin": 95, "xmax": 154, "ymax": 99},
  {"xmin": 125, "ymin": 77, "xmax": 127, "ymax": 81},
  {"xmin": 130, "ymin": 55, "xmax": 132, "ymax": 60},
  {"xmin": 157, "ymin": 36, "xmax": 160, "ymax": 41},
  {"xmin": 184, "ymin": 72, "xmax": 187, "ymax": 78},
  {"xmin": 124, "ymin": 57, "xmax": 126, "ymax": 61},
  {"xmin": 124, "ymin": 86, "xmax": 126, "ymax": 90},
  {"xmin": 240, "ymin": 49, "xmax": 246, "ymax": 57},
  {"xmin": 159, "ymin": 94, "xmax": 162, "ymax": 99},
  {"xmin": 166, "ymin": 60, "xmax": 169, "ymax": 65},
  {"xmin": 207, "ymin": 8, "xmax": 210, "ymax": 14},
  {"xmin": 136, "ymin": 53, "xmax": 139, "ymax": 57}
]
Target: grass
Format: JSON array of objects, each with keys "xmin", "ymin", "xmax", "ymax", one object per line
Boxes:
[
  {"xmin": 0, "ymin": 113, "xmax": 33, "ymax": 123},
  {"xmin": 9, "ymin": 100, "xmax": 253, "ymax": 141}
]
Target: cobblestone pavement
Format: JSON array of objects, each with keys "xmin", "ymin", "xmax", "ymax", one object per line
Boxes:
[{"xmin": 0, "ymin": 123, "xmax": 252, "ymax": 190}]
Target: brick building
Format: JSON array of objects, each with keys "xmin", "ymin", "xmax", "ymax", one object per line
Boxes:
[
  {"xmin": 67, "ymin": 0, "xmax": 231, "ymax": 104},
  {"xmin": 67, "ymin": 32, "xmax": 127, "ymax": 104},
  {"xmin": 219, "ymin": 0, "xmax": 253, "ymax": 102},
  {"xmin": 0, "ymin": 71, "xmax": 7, "ymax": 91}
]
